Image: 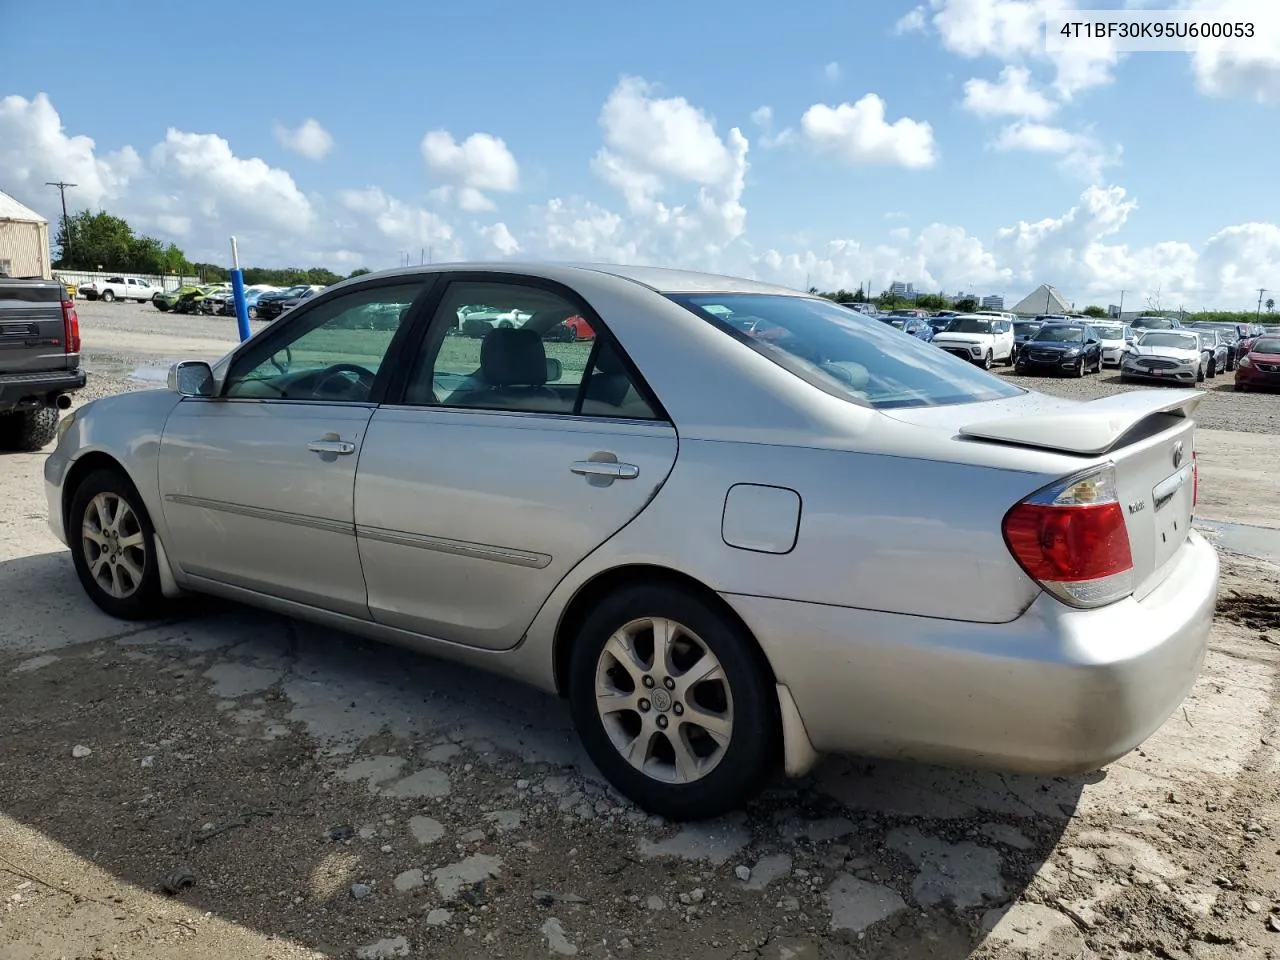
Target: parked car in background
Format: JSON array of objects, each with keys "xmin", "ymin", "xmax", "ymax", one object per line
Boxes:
[
  {"xmin": 879, "ymin": 315, "xmax": 934, "ymax": 342},
  {"xmin": 931, "ymin": 313, "xmax": 1015, "ymax": 368},
  {"xmin": 1032, "ymin": 314, "xmax": 1070, "ymax": 324},
  {"xmin": 43, "ymin": 262, "xmax": 1218, "ymax": 819},
  {"xmin": 277, "ymin": 285, "xmax": 325, "ymax": 316},
  {"xmin": 173, "ymin": 284, "xmax": 231, "ymax": 315},
  {"xmin": 0, "ymin": 277, "xmax": 84, "ymax": 451},
  {"xmin": 253, "ymin": 284, "xmax": 315, "ymax": 322},
  {"xmin": 1011, "ymin": 319, "xmax": 1043, "ymax": 363},
  {"xmin": 1014, "ymin": 322, "xmax": 1102, "ymax": 377},
  {"xmin": 153, "ymin": 284, "xmax": 202, "ymax": 312},
  {"xmin": 1092, "ymin": 323, "xmax": 1132, "ymax": 366},
  {"xmin": 926, "ymin": 315, "xmax": 955, "ymax": 334},
  {"xmin": 1129, "ymin": 315, "xmax": 1182, "ymax": 332},
  {"xmin": 1120, "ymin": 329, "xmax": 1206, "ymax": 384},
  {"xmin": 1185, "ymin": 323, "xmax": 1240, "ymax": 371},
  {"xmin": 1194, "ymin": 329, "xmax": 1229, "ymax": 378},
  {"xmin": 80, "ymin": 276, "xmax": 159, "ymax": 303},
  {"xmin": 1234, "ymin": 335, "xmax": 1280, "ymax": 392}
]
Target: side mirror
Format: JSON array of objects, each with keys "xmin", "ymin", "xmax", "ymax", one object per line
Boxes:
[
  {"xmin": 169, "ymin": 360, "xmax": 215, "ymax": 397},
  {"xmin": 545, "ymin": 357, "xmax": 563, "ymax": 382}
]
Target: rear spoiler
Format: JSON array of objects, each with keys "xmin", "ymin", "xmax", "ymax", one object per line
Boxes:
[{"xmin": 959, "ymin": 389, "xmax": 1204, "ymax": 456}]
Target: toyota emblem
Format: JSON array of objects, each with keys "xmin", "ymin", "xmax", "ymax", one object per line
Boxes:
[{"xmin": 1172, "ymin": 441, "xmax": 1184, "ymax": 468}]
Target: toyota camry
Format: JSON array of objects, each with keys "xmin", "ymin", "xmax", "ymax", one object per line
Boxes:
[{"xmin": 44, "ymin": 264, "xmax": 1218, "ymax": 820}]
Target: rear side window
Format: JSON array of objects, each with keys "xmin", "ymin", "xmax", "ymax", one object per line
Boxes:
[{"xmin": 670, "ymin": 294, "xmax": 1023, "ymax": 410}]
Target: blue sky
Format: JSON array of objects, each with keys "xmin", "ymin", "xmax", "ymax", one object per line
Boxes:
[{"xmin": 1, "ymin": 0, "xmax": 1277, "ymax": 309}]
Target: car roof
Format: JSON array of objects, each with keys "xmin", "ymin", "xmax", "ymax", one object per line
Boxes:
[{"xmin": 333, "ymin": 261, "xmax": 805, "ymax": 297}]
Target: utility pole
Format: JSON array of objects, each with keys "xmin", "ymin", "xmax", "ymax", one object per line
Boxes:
[
  {"xmin": 1117, "ymin": 289, "xmax": 1126, "ymax": 319},
  {"xmin": 1258, "ymin": 288, "xmax": 1268, "ymax": 321},
  {"xmin": 45, "ymin": 180, "xmax": 77, "ymax": 265}
]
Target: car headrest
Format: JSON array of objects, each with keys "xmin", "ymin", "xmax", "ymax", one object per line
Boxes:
[
  {"xmin": 481, "ymin": 327, "xmax": 548, "ymax": 386},
  {"xmin": 593, "ymin": 343, "xmax": 628, "ymax": 376}
]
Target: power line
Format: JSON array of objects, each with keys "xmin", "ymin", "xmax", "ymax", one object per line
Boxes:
[{"xmin": 45, "ymin": 181, "xmax": 77, "ymax": 263}]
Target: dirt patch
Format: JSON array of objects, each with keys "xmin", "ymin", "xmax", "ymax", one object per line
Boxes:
[{"xmin": 1218, "ymin": 591, "xmax": 1280, "ymax": 636}]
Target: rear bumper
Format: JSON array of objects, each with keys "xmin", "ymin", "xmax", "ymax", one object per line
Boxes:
[
  {"xmin": 726, "ymin": 530, "xmax": 1218, "ymax": 775},
  {"xmin": 0, "ymin": 368, "xmax": 86, "ymax": 410}
]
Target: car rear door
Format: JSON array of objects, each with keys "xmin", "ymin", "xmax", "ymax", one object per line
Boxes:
[
  {"xmin": 353, "ymin": 274, "xmax": 678, "ymax": 651},
  {"xmin": 0, "ymin": 280, "xmax": 72, "ymax": 374}
]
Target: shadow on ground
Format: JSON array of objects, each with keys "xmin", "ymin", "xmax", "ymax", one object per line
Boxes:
[{"xmin": 0, "ymin": 549, "xmax": 1087, "ymax": 959}]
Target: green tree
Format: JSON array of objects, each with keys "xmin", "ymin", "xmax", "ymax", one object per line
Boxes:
[
  {"xmin": 953, "ymin": 297, "xmax": 978, "ymax": 313},
  {"xmin": 1267, "ymin": 298, "xmax": 1275, "ymax": 313},
  {"xmin": 53, "ymin": 209, "xmax": 194, "ymax": 275},
  {"xmin": 915, "ymin": 293, "xmax": 948, "ymax": 310},
  {"xmin": 1082, "ymin": 305, "xmax": 1108, "ymax": 318},
  {"xmin": 348, "ymin": 268, "xmax": 372, "ymax": 278}
]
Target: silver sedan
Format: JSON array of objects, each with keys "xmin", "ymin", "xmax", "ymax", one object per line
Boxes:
[{"xmin": 44, "ymin": 264, "xmax": 1219, "ymax": 820}]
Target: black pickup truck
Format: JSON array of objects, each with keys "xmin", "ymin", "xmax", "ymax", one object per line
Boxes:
[{"xmin": 0, "ymin": 278, "xmax": 86, "ymax": 451}]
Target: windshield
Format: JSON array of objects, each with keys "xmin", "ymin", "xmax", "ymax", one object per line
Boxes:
[
  {"xmin": 1093, "ymin": 326, "xmax": 1124, "ymax": 340},
  {"xmin": 1132, "ymin": 317, "xmax": 1176, "ymax": 329},
  {"xmin": 1032, "ymin": 325, "xmax": 1084, "ymax": 343},
  {"xmin": 945, "ymin": 317, "xmax": 993, "ymax": 334},
  {"xmin": 1013, "ymin": 322, "xmax": 1040, "ymax": 336},
  {"xmin": 1138, "ymin": 331, "xmax": 1199, "ymax": 349},
  {"xmin": 670, "ymin": 294, "xmax": 1023, "ymax": 410},
  {"xmin": 1250, "ymin": 337, "xmax": 1280, "ymax": 354}
]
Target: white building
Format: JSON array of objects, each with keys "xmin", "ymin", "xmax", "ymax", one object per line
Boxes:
[
  {"xmin": 0, "ymin": 191, "xmax": 52, "ymax": 279},
  {"xmin": 981, "ymin": 294, "xmax": 1004, "ymax": 310},
  {"xmin": 889, "ymin": 281, "xmax": 915, "ymax": 299}
]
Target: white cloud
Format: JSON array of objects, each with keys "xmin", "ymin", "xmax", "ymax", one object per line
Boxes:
[
  {"xmin": 895, "ymin": 6, "xmax": 928, "ymax": 33},
  {"xmin": 991, "ymin": 121, "xmax": 1118, "ymax": 181},
  {"xmin": 478, "ymin": 221, "xmax": 521, "ymax": 256},
  {"xmin": 921, "ymin": 0, "xmax": 1121, "ymax": 98},
  {"xmin": 801, "ymin": 95, "xmax": 938, "ymax": 168},
  {"xmin": 824, "ymin": 61, "xmax": 842, "ymax": 82},
  {"xmin": 962, "ymin": 65, "xmax": 1058, "ymax": 118},
  {"xmin": 590, "ymin": 76, "xmax": 750, "ymax": 245},
  {"xmin": 0, "ymin": 92, "xmax": 139, "ymax": 212},
  {"xmin": 273, "ymin": 118, "xmax": 334, "ymax": 161},
  {"xmin": 749, "ymin": 105, "xmax": 773, "ymax": 127},
  {"xmin": 1184, "ymin": 0, "xmax": 1280, "ymax": 102},
  {"xmin": 420, "ymin": 130, "xmax": 520, "ymax": 210},
  {"xmin": 748, "ymin": 104, "xmax": 796, "ymax": 148}
]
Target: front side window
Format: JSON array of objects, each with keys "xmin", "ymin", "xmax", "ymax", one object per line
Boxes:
[
  {"xmin": 670, "ymin": 294, "xmax": 1023, "ymax": 410},
  {"xmin": 222, "ymin": 282, "xmax": 423, "ymax": 402},
  {"xmin": 404, "ymin": 280, "xmax": 658, "ymax": 419}
]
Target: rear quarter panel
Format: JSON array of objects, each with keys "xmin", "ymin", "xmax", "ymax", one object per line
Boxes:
[{"xmin": 570, "ymin": 438, "xmax": 1048, "ymax": 624}]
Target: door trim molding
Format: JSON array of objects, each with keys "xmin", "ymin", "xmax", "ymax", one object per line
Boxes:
[
  {"xmin": 355, "ymin": 523, "xmax": 552, "ymax": 569},
  {"xmin": 164, "ymin": 493, "xmax": 355, "ymax": 537}
]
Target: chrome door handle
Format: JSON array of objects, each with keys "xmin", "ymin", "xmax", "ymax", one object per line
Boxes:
[
  {"xmin": 308, "ymin": 439, "xmax": 356, "ymax": 455},
  {"xmin": 571, "ymin": 460, "xmax": 639, "ymax": 480}
]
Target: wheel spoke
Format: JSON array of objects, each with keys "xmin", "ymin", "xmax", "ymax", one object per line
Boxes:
[
  {"xmin": 117, "ymin": 532, "xmax": 144, "ymax": 549},
  {"xmin": 119, "ymin": 554, "xmax": 145, "ymax": 588},
  {"xmin": 674, "ymin": 653, "xmax": 724, "ymax": 698},
  {"xmin": 683, "ymin": 704, "xmax": 732, "ymax": 746},
  {"xmin": 603, "ymin": 633, "xmax": 648, "ymax": 684},
  {"xmin": 595, "ymin": 686, "xmax": 643, "ymax": 718},
  {"xmin": 652, "ymin": 618, "xmax": 678, "ymax": 677},
  {"xmin": 92, "ymin": 496, "xmax": 112, "ymax": 533},
  {"xmin": 106, "ymin": 562, "xmax": 125, "ymax": 599},
  {"xmin": 109, "ymin": 497, "xmax": 128, "ymax": 532},
  {"xmin": 90, "ymin": 555, "xmax": 109, "ymax": 580},
  {"xmin": 668, "ymin": 730, "xmax": 702, "ymax": 783},
  {"xmin": 81, "ymin": 527, "xmax": 108, "ymax": 547},
  {"xmin": 619, "ymin": 727, "xmax": 655, "ymax": 767}
]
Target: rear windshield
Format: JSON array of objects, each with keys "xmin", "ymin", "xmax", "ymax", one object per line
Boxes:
[
  {"xmin": 1138, "ymin": 331, "xmax": 1199, "ymax": 349},
  {"xmin": 945, "ymin": 317, "xmax": 993, "ymax": 334},
  {"xmin": 1093, "ymin": 326, "xmax": 1124, "ymax": 339},
  {"xmin": 669, "ymin": 294, "xmax": 1023, "ymax": 410},
  {"xmin": 1032, "ymin": 325, "xmax": 1084, "ymax": 342},
  {"xmin": 1013, "ymin": 322, "xmax": 1040, "ymax": 336},
  {"xmin": 1132, "ymin": 317, "xmax": 1176, "ymax": 329}
]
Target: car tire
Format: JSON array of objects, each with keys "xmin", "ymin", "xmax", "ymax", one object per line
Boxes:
[
  {"xmin": 1197, "ymin": 364, "xmax": 1205, "ymax": 383},
  {"xmin": 101, "ymin": 289, "xmax": 115, "ymax": 302},
  {"xmin": 981, "ymin": 351, "xmax": 993, "ymax": 370},
  {"xmin": 68, "ymin": 468, "xmax": 170, "ymax": 621},
  {"xmin": 568, "ymin": 582, "xmax": 779, "ymax": 821},
  {"xmin": 154, "ymin": 300, "xmax": 169, "ymax": 312},
  {"xmin": 0, "ymin": 407, "xmax": 59, "ymax": 452},
  {"xmin": 1074, "ymin": 358, "xmax": 1085, "ymax": 377}
]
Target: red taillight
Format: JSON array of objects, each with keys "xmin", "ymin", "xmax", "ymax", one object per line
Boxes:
[
  {"xmin": 62, "ymin": 298, "xmax": 80, "ymax": 354},
  {"xmin": 1002, "ymin": 464, "xmax": 1134, "ymax": 608}
]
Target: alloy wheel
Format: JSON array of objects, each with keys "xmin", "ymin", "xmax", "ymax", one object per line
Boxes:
[
  {"xmin": 81, "ymin": 492, "xmax": 146, "ymax": 599},
  {"xmin": 593, "ymin": 617, "xmax": 734, "ymax": 785}
]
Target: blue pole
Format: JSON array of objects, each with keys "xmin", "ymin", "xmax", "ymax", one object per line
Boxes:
[
  {"xmin": 229, "ymin": 235, "xmax": 251, "ymax": 342},
  {"xmin": 231, "ymin": 269, "xmax": 250, "ymax": 342}
]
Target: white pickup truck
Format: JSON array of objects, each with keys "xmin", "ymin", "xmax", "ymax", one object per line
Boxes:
[{"xmin": 80, "ymin": 276, "xmax": 160, "ymax": 303}]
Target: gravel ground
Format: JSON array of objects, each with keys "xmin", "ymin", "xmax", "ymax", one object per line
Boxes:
[
  {"xmin": 69, "ymin": 300, "xmax": 1280, "ymax": 435},
  {"xmin": 1, "ymin": 298, "xmax": 1275, "ymax": 958}
]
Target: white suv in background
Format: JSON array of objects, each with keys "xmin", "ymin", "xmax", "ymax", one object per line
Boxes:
[
  {"xmin": 1093, "ymin": 322, "xmax": 1133, "ymax": 366},
  {"xmin": 931, "ymin": 313, "xmax": 1016, "ymax": 368}
]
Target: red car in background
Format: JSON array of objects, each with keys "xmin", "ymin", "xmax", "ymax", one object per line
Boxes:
[
  {"xmin": 564, "ymin": 314, "xmax": 595, "ymax": 340},
  {"xmin": 1235, "ymin": 334, "xmax": 1280, "ymax": 392}
]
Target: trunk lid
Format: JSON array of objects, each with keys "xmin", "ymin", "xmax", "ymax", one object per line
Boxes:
[
  {"xmin": 0, "ymin": 279, "xmax": 72, "ymax": 374},
  {"xmin": 890, "ymin": 389, "xmax": 1203, "ymax": 601}
]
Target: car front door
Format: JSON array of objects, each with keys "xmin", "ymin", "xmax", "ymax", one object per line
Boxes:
[
  {"xmin": 353, "ymin": 275, "xmax": 679, "ymax": 650},
  {"xmin": 157, "ymin": 278, "xmax": 431, "ymax": 617}
]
